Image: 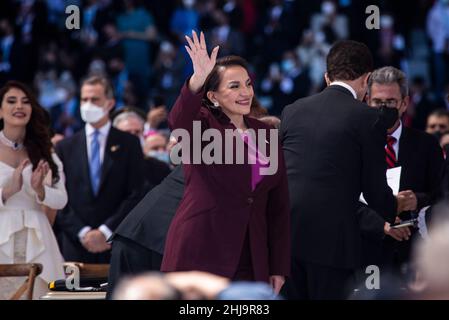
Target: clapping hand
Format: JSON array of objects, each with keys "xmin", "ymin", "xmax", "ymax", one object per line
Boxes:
[
  {"xmin": 2, "ymin": 159, "xmax": 29, "ymax": 202},
  {"xmin": 184, "ymin": 30, "xmax": 219, "ymax": 93},
  {"xmin": 31, "ymin": 160, "xmax": 50, "ymax": 201}
]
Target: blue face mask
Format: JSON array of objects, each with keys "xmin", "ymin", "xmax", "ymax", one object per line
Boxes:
[
  {"xmin": 147, "ymin": 150, "xmax": 170, "ymax": 164},
  {"xmin": 281, "ymin": 59, "xmax": 295, "ymax": 73}
]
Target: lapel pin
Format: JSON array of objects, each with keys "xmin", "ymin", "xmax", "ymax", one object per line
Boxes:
[{"xmin": 111, "ymin": 145, "xmax": 120, "ymax": 152}]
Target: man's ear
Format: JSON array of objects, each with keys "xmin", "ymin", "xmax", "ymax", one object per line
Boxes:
[
  {"xmin": 401, "ymin": 95, "xmax": 410, "ymax": 112},
  {"xmin": 364, "ymin": 72, "xmax": 371, "ymax": 85},
  {"xmin": 324, "ymin": 73, "xmax": 330, "ymax": 86},
  {"xmin": 106, "ymin": 99, "xmax": 115, "ymax": 112}
]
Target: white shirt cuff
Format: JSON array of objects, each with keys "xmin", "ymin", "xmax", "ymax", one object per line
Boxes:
[
  {"xmin": 99, "ymin": 224, "xmax": 113, "ymax": 242},
  {"xmin": 417, "ymin": 206, "xmax": 431, "ymax": 240},
  {"xmin": 78, "ymin": 226, "xmax": 92, "ymax": 242}
]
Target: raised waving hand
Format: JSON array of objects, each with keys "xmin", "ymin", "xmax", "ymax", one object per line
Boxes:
[{"xmin": 185, "ymin": 30, "xmax": 219, "ymax": 93}]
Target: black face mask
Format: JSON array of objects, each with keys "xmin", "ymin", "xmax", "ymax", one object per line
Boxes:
[
  {"xmin": 378, "ymin": 106, "xmax": 399, "ymax": 131},
  {"xmin": 433, "ymin": 130, "xmax": 443, "ymax": 142}
]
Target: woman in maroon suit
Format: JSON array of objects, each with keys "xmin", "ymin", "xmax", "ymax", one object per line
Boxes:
[{"xmin": 161, "ymin": 31, "xmax": 290, "ymax": 294}]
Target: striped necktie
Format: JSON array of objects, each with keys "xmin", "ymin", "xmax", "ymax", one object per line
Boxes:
[{"xmin": 385, "ymin": 135, "xmax": 397, "ymax": 169}]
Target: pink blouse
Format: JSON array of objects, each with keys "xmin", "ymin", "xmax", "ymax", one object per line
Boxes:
[{"xmin": 240, "ymin": 131, "xmax": 269, "ymax": 191}]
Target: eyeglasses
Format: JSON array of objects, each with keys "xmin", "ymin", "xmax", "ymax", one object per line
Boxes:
[{"xmin": 370, "ymin": 99, "xmax": 400, "ymax": 108}]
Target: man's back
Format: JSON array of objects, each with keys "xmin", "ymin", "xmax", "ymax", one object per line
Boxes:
[
  {"xmin": 115, "ymin": 165, "xmax": 185, "ymax": 255},
  {"xmin": 281, "ymin": 85, "xmax": 396, "ymax": 269}
]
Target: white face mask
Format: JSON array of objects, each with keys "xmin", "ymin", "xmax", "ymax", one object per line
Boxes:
[
  {"xmin": 147, "ymin": 150, "xmax": 170, "ymax": 164},
  {"xmin": 80, "ymin": 102, "xmax": 106, "ymax": 124}
]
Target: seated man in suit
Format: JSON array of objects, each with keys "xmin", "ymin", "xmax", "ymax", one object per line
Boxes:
[
  {"xmin": 55, "ymin": 75, "xmax": 145, "ymax": 263},
  {"xmin": 361, "ymin": 66, "xmax": 444, "ymax": 281}
]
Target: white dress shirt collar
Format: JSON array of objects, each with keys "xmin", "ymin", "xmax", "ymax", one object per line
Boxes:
[
  {"xmin": 390, "ymin": 120, "xmax": 402, "ymax": 141},
  {"xmin": 330, "ymin": 81, "xmax": 358, "ymax": 99},
  {"xmin": 85, "ymin": 121, "xmax": 111, "ymax": 138}
]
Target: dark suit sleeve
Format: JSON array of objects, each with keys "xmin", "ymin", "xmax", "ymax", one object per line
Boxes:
[
  {"xmin": 103, "ymin": 136, "xmax": 145, "ymax": 232},
  {"xmin": 55, "ymin": 142, "xmax": 87, "ymax": 242},
  {"xmin": 415, "ymin": 136, "xmax": 444, "ymax": 209},
  {"xmin": 266, "ymin": 145, "xmax": 291, "ymax": 276},
  {"xmin": 360, "ymin": 110, "xmax": 397, "ymax": 223},
  {"xmin": 356, "ymin": 202, "xmax": 386, "ymax": 241},
  {"xmin": 168, "ymin": 82, "xmax": 204, "ymax": 132},
  {"xmin": 279, "ymin": 105, "xmax": 291, "ymax": 141}
]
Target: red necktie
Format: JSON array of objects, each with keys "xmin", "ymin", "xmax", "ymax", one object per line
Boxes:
[{"xmin": 385, "ymin": 136, "xmax": 397, "ymax": 169}]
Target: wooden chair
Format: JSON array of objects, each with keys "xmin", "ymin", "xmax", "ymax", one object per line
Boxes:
[
  {"xmin": 63, "ymin": 262, "xmax": 109, "ymax": 279},
  {"xmin": 0, "ymin": 263, "xmax": 43, "ymax": 300},
  {"xmin": 40, "ymin": 263, "xmax": 109, "ymax": 300}
]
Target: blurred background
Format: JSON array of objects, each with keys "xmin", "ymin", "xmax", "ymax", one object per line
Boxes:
[{"xmin": 0, "ymin": 0, "xmax": 448, "ymax": 136}]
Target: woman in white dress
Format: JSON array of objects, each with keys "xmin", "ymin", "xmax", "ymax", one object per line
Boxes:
[{"xmin": 0, "ymin": 81, "xmax": 67, "ymax": 299}]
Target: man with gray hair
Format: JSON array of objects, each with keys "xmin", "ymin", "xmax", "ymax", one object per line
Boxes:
[
  {"xmin": 111, "ymin": 107, "xmax": 171, "ymax": 189},
  {"xmin": 362, "ymin": 66, "xmax": 444, "ymax": 284},
  {"xmin": 113, "ymin": 110, "xmax": 146, "ymax": 142}
]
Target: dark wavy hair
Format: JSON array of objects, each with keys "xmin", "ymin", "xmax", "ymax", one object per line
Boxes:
[
  {"xmin": 203, "ymin": 55, "xmax": 267, "ymax": 119},
  {"xmin": 0, "ymin": 81, "xmax": 60, "ymax": 184}
]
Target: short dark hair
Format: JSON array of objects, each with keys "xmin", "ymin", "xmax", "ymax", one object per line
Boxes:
[
  {"xmin": 429, "ymin": 109, "xmax": 449, "ymax": 120},
  {"xmin": 81, "ymin": 75, "xmax": 114, "ymax": 99},
  {"xmin": 326, "ymin": 40, "xmax": 373, "ymax": 82}
]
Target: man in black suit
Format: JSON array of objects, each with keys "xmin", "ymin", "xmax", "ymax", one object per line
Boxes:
[
  {"xmin": 361, "ymin": 66, "xmax": 444, "ymax": 279},
  {"xmin": 280, "ymin": 40, "xmax": 399, "ymax": 299},
  {"xmin": 55, "ymin": 75, "xmax": 144, "ymax": 263},
  {"xmin": 106, "ymin": 165, "xmax": 184, "ymax": 298}
]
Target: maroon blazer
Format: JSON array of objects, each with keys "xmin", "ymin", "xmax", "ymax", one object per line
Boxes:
[{"xmin": 160, "ymin": 83, "xmax": 290, "ymax": 282}]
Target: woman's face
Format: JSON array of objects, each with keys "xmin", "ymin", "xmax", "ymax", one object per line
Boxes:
[
  {"xmin": 0, "ymin": 87, "xmax": 32, "ymax": 128},
  {"xmin": 209, "ymin": 66, "xmax": 254, "ymax": 117}
]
